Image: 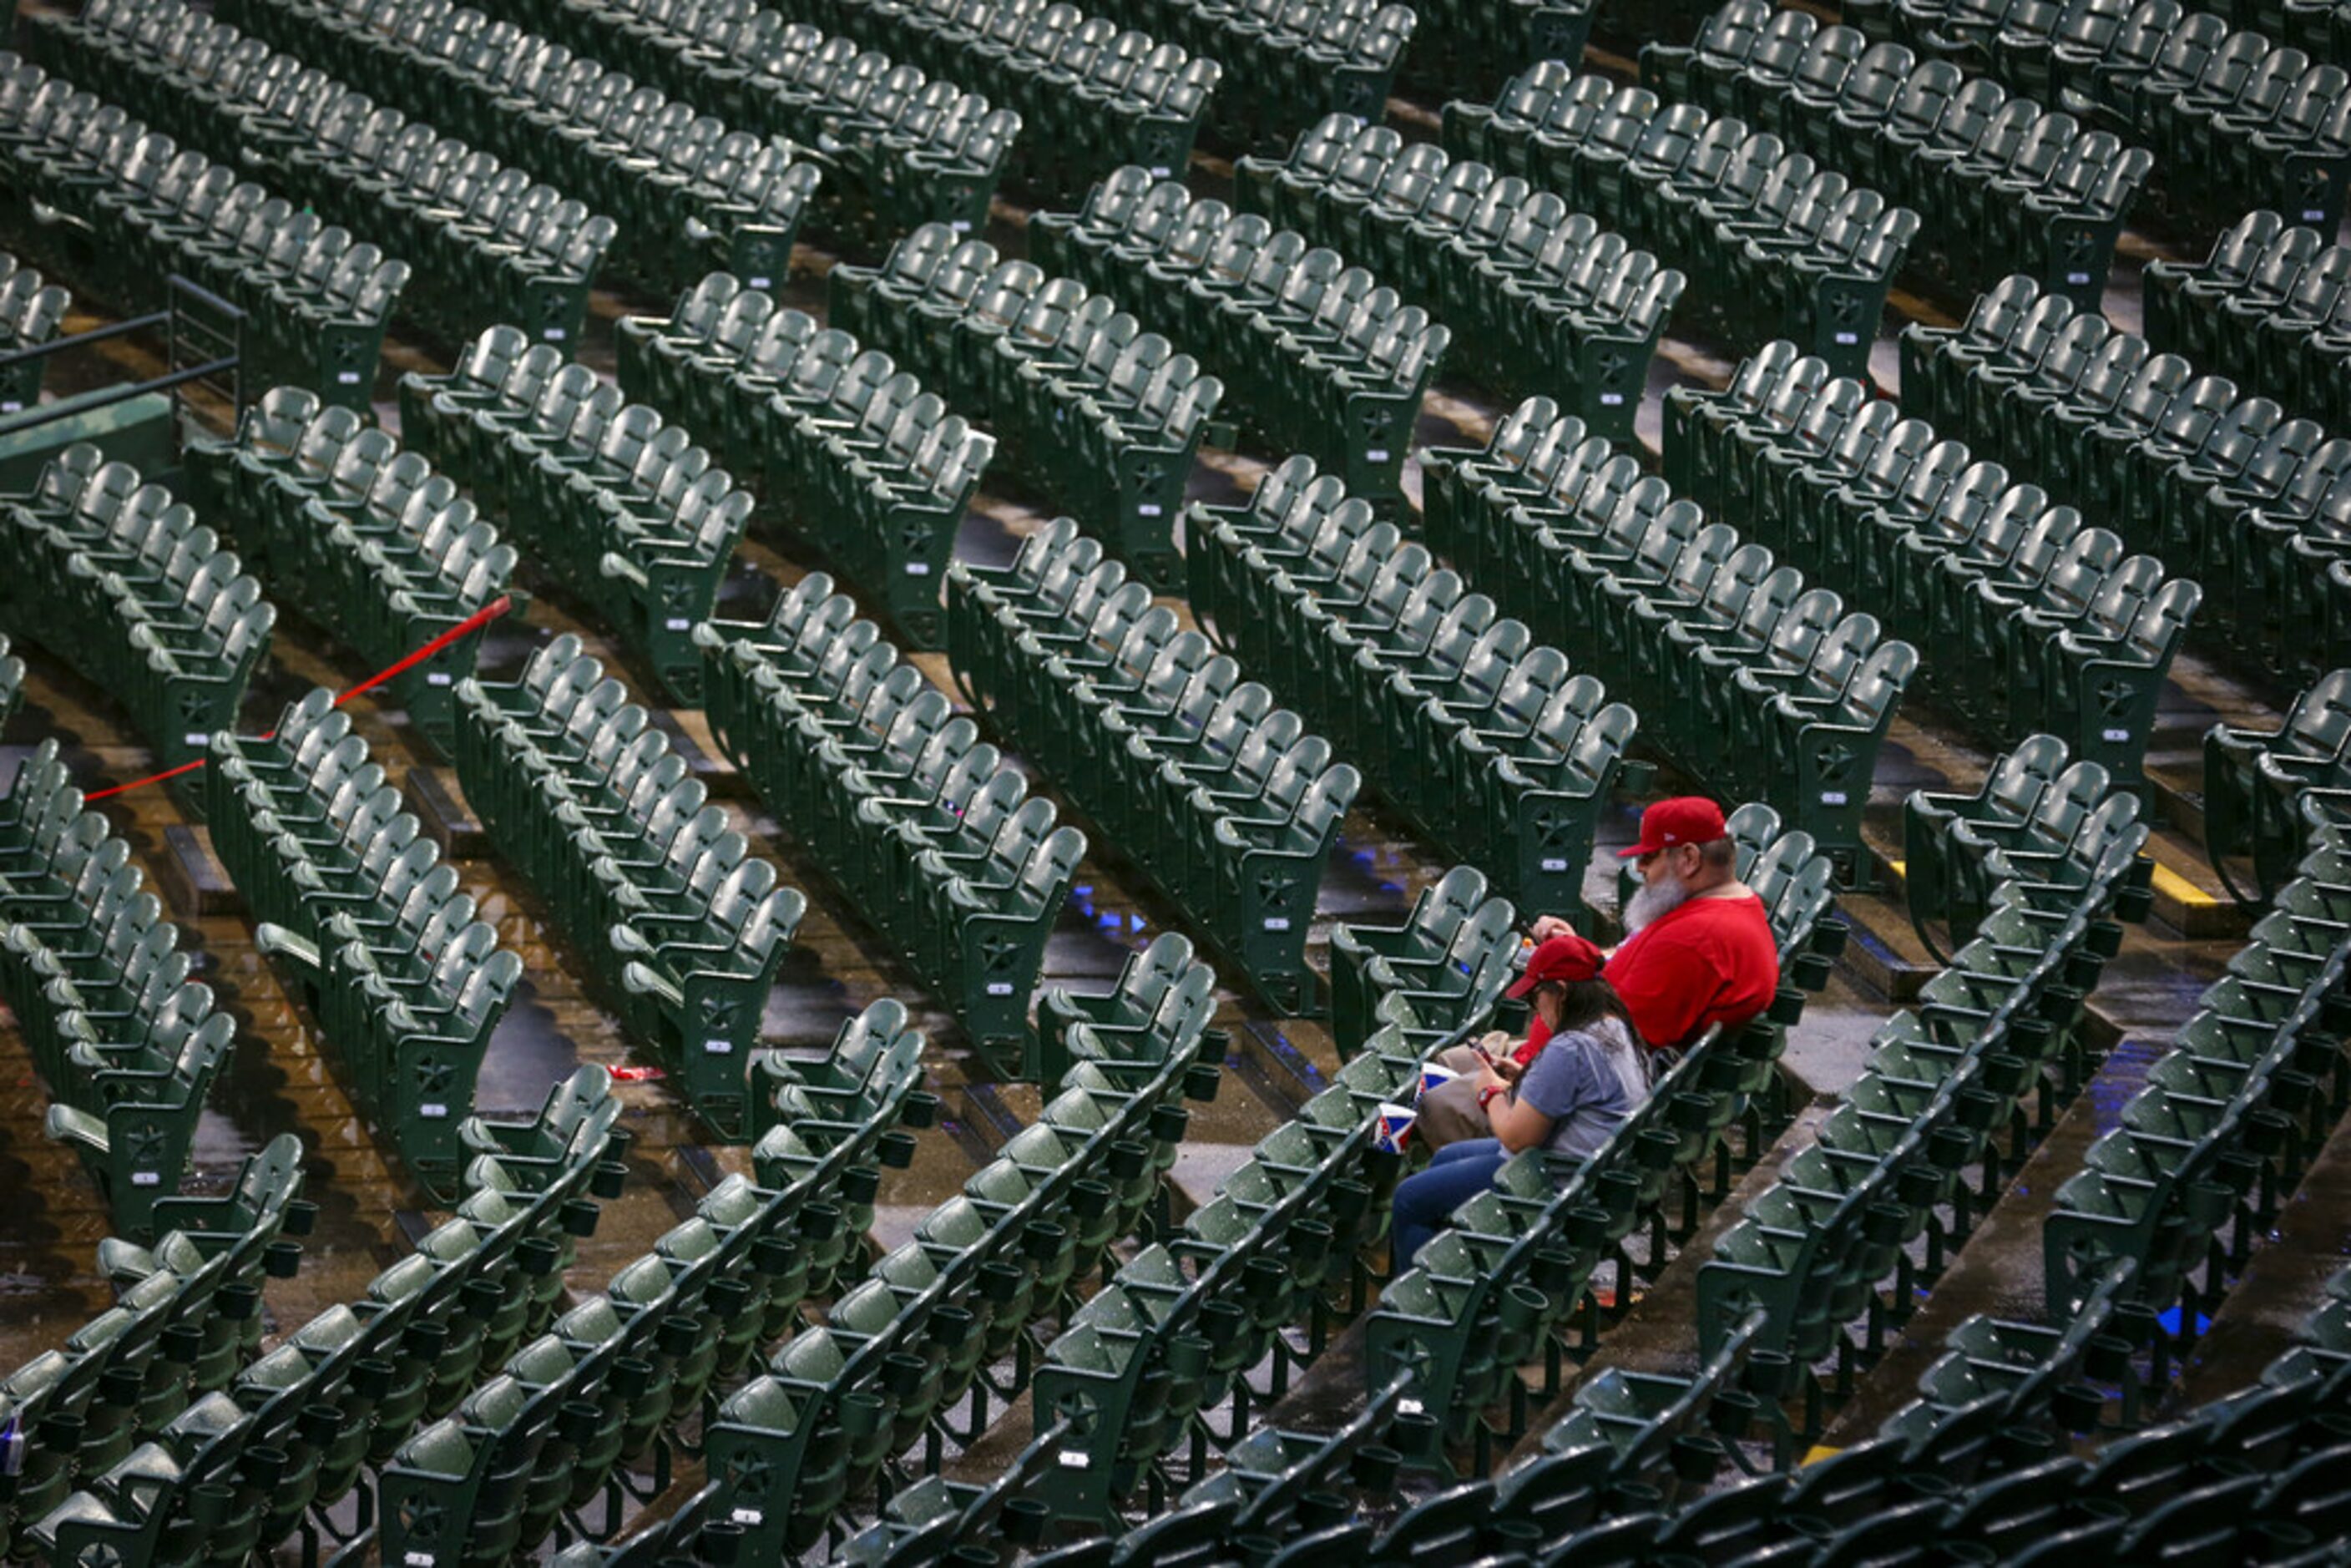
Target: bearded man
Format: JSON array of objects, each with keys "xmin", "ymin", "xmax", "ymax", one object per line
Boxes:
[{"xmin": 1530, "ymin": 797, "xmax": 1780, "ymax": 1053}]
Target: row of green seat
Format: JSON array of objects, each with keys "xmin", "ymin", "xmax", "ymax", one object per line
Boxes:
[
  {"xmin": 618, "ymin": 275, "xmax": 996, "ymax": 649},
  {"xmin": 603, "ymin": 932, "xmax": 1484, "ymax": 1563},
  {"xmin": 0, "ymin": 57, "xmax": 407, "ymax": 408},
  {"xmin": 1666, "ymin": 340, "xmax": 2203, "ymax": 787},
  {"xmin": 1868, "ymin": 0, "xmax": 2351, "ymax": 231},
  {"xmin": 206, "ymin": 690, "xmax": 523, "ymax": 1200},
  {"xmin": 701, "ymin": 978, "xmax": 1221, "ymax": 1563},
  {"xmin": 0, "ymin": 1137, "xmax": 309, "ymax": 1562},
  {"xmin": 832, "ymin": 225, "xmax": 1223, "ymax": 587},
  {"xmin": 1431, "ymin": 1346, "xmax": 2351, "ymax": 1566},
  {"xmin": 1878, "ymin": 1258, "xmax": 2147, "ymax": 1466},
  {"xmin": 215, "ymin": 0, "xmax": 821, "ymax": 294},
  {"xmin": 378, "ymin": 1010, "xmax": 933, "ymax": 1567},
  {"xmin": 0, "ymin": 448, "xmax": 276, "ymax": 781},
  {"xmin": 401, "ymin": 326, "xmax": 754, "ymax": 701},
  {"xmin": 1851, "ymin": 0, "xmax": 2351, "ymax": 81},
  {"xmin": 947, "ymin": 523, "xmax": 1360, "ymax": 1012},
  {"xmin": 1443, "ymin": 66, "xmax": 1919, "ymax": 379},
  {"xmin": 1032, "ymin": 166, "xmax": 1449, "ymax": 503},
  {"xmin": 1327, "ymin": 862, "xmax": 1524, "ymax": 1059},
  {"xmin": 0, "ymin": 250, "xmax": 68, "ymax": 416},
  {"xmin": 29, "ymin": 1075, "xmax": 622, "ymax": 1568},
  {"xmin": 1186, "ymin": 453, "xmax": 1644, "ymax": 919},
  {"xmin": 1699, "ymin": 735, "xmax": 2145, "ymax": 1429},
  {"xmin": 2145, "ymin": 210, "xmax": 2351, "ymax": 439},
  {"xmin": 852, "ymin": 1381, "xmax": 1418, "ymax": 1566},
  {"xmin": 1392, "ymin": 0, "xmax": 1592, "ymax": 101},
  {"xmin": 1025, "ymin": 998, "xmax": 1468, "ymax": 1527},
  {"xmin": 2047, "ymin": 820, "xmax": 2351, "ymax": 1343},
  {"xmin": 2203, "ymin": 667, "xmax": 2351, "ymax": 906},
  {"xmin": 33, "ymin": 0, "xmax": 614, "ymax": 349},
  {"xmin": 0, "ymin": 743, "xmax": 231, "ymax": 1238},
  {"xmin": 778, "ymin": 0, "xmax": 1219, "ymax": 204},
  {"xmin": 471, "ymin": 0, "xmax": 1017, "ymax": 245},
  {"xmin": 1904, "ymin": 731, "xmax": 2157, "ymax": 961},
  {"xmin": 1421, "ymin": 402, "xmax": 1916, "ymax": 880},
  {"xmin": 697, "ymin": 573, "xmax": 1083, "ymax": 1076},
  {"xmin": 1900, "ymin": 276, "xmax": 2348, "ymax": 685},
  {"xmin": 1083, "ymin": 0, "xmax": 1413, "ymax": 152},
  {"xmin": 1642, "ymin": 0, "xmax": 2151, "ymax": 304},
  {"xmin": 185, "ymin": 387, "xmax": 517, "ymax": 753},
  {"xmin": 1231, "ymin": 122, "xmax": 1681, "ymax": 441},
  {"xmin": 453, "ymin": 635, "xmax": 806, "ymax": 1138}
]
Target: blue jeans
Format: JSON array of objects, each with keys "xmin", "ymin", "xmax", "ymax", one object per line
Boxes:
[{"xmin": 1391, "ymin": 1137, "xmax": 1510, "ymax": 1272}]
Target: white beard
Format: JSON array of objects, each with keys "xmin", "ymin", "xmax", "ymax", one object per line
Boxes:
[{"xmin": 1623, "ymin": 869, "xmax": 1693, "ymax": 934}]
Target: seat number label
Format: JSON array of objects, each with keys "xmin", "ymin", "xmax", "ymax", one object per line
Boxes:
[
  {"xmin": 1059, "ymin": 1450, "xmax": 1092, "ymax": 1469},
  {"xmin": 1821, "ymin": 792, "xmax": 1848, "ymax": 806},
  {"xmin": 2102, "ymin": 727, "xmax": 2131, "ymax": 742},
  {"xmin": 422, "ymin": 1104, "xmax": 447, "ymax": 1118},
  {"xmin": 906, "ymin": 562, "xmax": 931, "ymax": 574},
  {"xmin": 1833, "ymin": 332, "xmax": 1858, "ymax": 346},
  {"xmin": 666, "ymin": 617, "xmax": 694, "ymax": 630},
  {"xmin": 404, "ymin": 1555, "xmax": 436, "ymax": 1566},
  {"xmin": 1540, "ymin": 857, "xmax": 1567, "ymax": 872},
  {"xmin": 131, "ymin": 1171, "xmax": 160, "ymax": 1186},
  {"xmin": 427, "ymin": 671, "xmax": 453, "ymax": 686},
  {"xmin": 1263, "ymin": 917, "xmax": 1290, "ymax": 931},
  {"xmin": 1138, "ymin": 503, "xmax": 1162, "ymax": 517},
  {"xmin": 987, "ymin": 981, "xmax": 1014, "ymax": 995},
  {"xmin": 731, "ymin": 1509, "xmax": 764, "ymax": 1525},
  {"xmin": 2066, "ymin": 272, "xmax": 2090, "ymax": 286},
  {"xmin": 705, "ymin": 1039, "xmax": 733, "ymax": 1054},
  {"xmin": 544, "ymin": 327, "xmax": 567, "ymax": 341},
  {"xmin": 1367, "ymin": 449, "xmax": 1388, "ymax": 463},
  {"xmin": 1600, "ymin": 393, "xmax": 1624, "ymax": 406},
  {"xmin": 748, "ymin": 277, "xmax": 771, "ymax": 291}
]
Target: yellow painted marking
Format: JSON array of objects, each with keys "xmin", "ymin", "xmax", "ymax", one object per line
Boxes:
[
  {"xmin": 2151, "ymin": 862, "xmax": 2217, "ymax": 908},
  {"xmin": 1800, "ymin": 1444, "xmax": 1843, "ymax": 1466}
]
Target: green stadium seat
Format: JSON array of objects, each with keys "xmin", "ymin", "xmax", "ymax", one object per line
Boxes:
[
  {"xmin": 1648, "ymin": 3, "xmax": 2150, "ymax": 303},
  {"xmin": 32, "ymin": 0, "xmax": 614, "ymax": 346},
  {"xmin": 401, "ymin": 330, "xmax": 751, "ymax": 700},
  {"xmin": 1033, "ymin": 169, "xmax": 1452, "ymax": 502},
  {"xmin": 208, "ymin": 690, "xmax": 523, "ymax": 1196},
  {"xmin": 700, "ymin": 574, "xmax": 1082, "ymax": 1075},
  {"xmin": 210, "ymin": 0, "xmax": 820, "ymax": 293},
  {"xmin": 453, "ymin": 635, "xmax": 803, "ymax": 1136},
  {"xmin": 1226, "ymin": 127, "xmax": 1678, "ymax": 440},
  {"xmin": 1444, "ymin": 67, "xmax": 1918, "ymax": 378},
  {"xmin": 0, "ymin": 450, "xmax": 275, "ymax": 781},
  {"xmin": 183, "ymin": 390, "xmax": 514, "ymax": 752},
  {"xmin": 0, "ymin": 55, "xmax": 405, "ymax": 407},
  {"xmin": 948, "ymin": 525, "xmax": 1359, "ymax": 1010}
]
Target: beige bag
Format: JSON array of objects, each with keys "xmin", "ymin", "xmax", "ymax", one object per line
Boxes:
[{"xmin": 1414, "ymin": 1040, "xmax": 1511, "ymax": 1151}]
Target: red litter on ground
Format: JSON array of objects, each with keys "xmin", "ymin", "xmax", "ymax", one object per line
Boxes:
[{"xmin": 610, "ymin": 1065, "xmax": 668, "ymax": 1083}]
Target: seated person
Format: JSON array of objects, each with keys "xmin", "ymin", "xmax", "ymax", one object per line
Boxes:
[
  {"xmin": 1389, "ymin": 933, "xmax": 1651, "ymax": 1270},
  {"xmin": 1534, "ymin": 796, "xmax": 1781, "ymax": 1052}
]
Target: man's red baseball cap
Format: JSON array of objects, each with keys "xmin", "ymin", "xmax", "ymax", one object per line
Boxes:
[
  {"xmin": 1617, "ymin": 796, "xmax": 1731, "ymax": 858},
  {"xmin": 1505, "ymin": 932, "xmax": 1607, "ymax": 998}
]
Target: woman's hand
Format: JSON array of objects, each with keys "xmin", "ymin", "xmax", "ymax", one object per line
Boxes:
[{"xmin": 1491, "ymin": 1055, "xmax": 1524, "ymax": 1084}]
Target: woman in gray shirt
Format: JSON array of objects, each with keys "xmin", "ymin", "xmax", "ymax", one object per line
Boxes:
[{"xmin": 1390, "ymin": 932, "xmax": 1649, "ymax": 1268}]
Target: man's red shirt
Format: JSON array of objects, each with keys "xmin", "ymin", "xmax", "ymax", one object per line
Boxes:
[{"xmin": 1605, "ymin": 891, "xmax": 1781, "ymax": 1050}]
